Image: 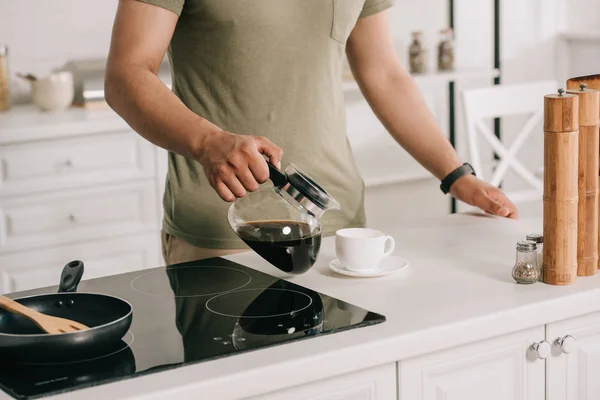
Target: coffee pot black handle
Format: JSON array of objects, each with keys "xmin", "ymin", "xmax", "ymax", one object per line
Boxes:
[{"xmin": 267, "ymin": 162, "xmax": 288, "ymax": 188}]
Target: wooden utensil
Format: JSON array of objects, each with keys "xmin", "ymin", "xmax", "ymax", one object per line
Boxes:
[
  {"xmin": 567, "ymin": 83, "xmax": 600, "ymax": 276},
  {"xmin": 16, "ymin": 72, "xmax": 37, "ymax": 82},
  {"xmin": 0, "ymin": 295, "xmax": 88, "ymax": 334},
  {"xmin": 543, "ymin": 88, "xmax": 579, "ymax": 285}
]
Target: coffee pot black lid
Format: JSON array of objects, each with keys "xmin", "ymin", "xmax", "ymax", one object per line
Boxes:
[
  {"xmin": 267, "ymin": 162, "xmax": 340, "ymax": 216},
  {"xmin": 287, "ymin": 169, "xmax": 332, "ymax": 209}
]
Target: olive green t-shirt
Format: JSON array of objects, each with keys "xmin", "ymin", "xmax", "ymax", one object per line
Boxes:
[{"xmin": 136, "ymin": 0, "xmax": 394, "ymax": 249}]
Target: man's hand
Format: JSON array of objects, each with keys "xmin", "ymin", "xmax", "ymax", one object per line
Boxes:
[
  {"xmin": 449, "ymin": 174, "xmax": 518, "ymax": 219},
  {"xmin": 197, "ymin": 131, "xmax": 283, "ymax": 202}
]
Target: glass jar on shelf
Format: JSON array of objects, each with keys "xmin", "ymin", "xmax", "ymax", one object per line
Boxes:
[
  {"xmin": 437, "ymin": 28, "xmax": 455, "ymax": 72},
  {"xmin": 408, "ymin": 31, "xmax": 427, "ymax": 74}
]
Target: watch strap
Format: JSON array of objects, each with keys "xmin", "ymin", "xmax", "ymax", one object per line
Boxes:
[{"xmin": 440, "ymin": 163, "xmax": 476, "ymax": 194}]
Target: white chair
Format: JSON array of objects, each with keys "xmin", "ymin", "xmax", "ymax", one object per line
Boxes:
[{"xmin": 460, "ymin": 80, "xmax": 558, "ymax": 205}]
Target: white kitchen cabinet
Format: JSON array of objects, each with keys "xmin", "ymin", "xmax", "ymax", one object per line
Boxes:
[
  {"xmin": 0, "ymin": 130, "xmax": 155, "ymax": 197},
  {"xmin": 0, "ymin": 232, "xmax": 160, "ymax": 293},
  {"xmin": 546, "ymin": 310, "xmax": 600, "ymax": 400},
  {"xmin": 245, "ymin": 363, "xmax": 396, "ymax": 400},
  {"xmin": 0, "ymin": 180, "xmax": 158, "ymax": 253},
  {"xmin": 0, "ymin": 107, "xmax": 165, "ymax": 294},
  {"xmin": 398, "ymin": 326, "xmax": 546, "ymax": 400}
]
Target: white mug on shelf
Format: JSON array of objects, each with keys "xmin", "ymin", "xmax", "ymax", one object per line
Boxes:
[
  {"xmin": 31, "ymin": 71, "xmax": 74, "ymax": 112},
  {"xmin": 335, "ymin": 228, "xmax": 395, "ymax": 271}
]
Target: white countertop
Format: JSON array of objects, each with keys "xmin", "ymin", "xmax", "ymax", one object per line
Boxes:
[
  {"xmin": 10, "ymin": 212, "xmax": 600, "ymax": 400},
  {"xmin": 0, "ymin": 105, "xmax": 129, "ymax": 145}
]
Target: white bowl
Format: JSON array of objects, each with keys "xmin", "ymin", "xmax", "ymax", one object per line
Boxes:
[{"xmin": 31, "ymin": 71, "xmax": 74, "ymax": 112}]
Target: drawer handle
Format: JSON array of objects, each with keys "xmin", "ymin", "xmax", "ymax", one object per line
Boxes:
[
  {"xmin": 68, "ymin": 214, "xmax": 77, "ymax": 223},
  {"xmin": 56, "ymin": 159, "xmax": 74, "ymax": 171}
]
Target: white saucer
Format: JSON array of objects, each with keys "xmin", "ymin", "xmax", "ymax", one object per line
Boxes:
[{"xmin": 329, "ymin": 256, "xmax": 409, "ymax": 278}]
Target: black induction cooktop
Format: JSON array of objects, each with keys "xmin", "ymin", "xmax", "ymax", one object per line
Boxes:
[{"xmin": 0, "ymin": 257, "xmax": 385, "ymax": 399}]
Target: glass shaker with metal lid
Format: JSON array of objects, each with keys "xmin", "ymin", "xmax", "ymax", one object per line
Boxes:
[
  {"xmin": 228, "ymin": 162, "xmax": 340, "ymax": 275},
  {"xmin": 512, "ymin": 240, "xmax": 541, "ymax": 284},
  {"xmin": 526, "ymin": 233, "xmax": 543, "ymax": 281}
]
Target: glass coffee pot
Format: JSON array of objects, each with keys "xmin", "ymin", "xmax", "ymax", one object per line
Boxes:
[{"xmin": 228, "ymin": 162, "xmax": 340, "ymax": 274}]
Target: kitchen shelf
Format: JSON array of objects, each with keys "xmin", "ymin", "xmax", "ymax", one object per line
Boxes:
[
  {"xmin": 342, "ymin": 68, "xmax": 501, "ymax": 92},
  {"xmin": 0, "ymin": 105, "xmax": 129, "ymax": 145},
  {"xmin": 560, "ymin": 31, "xmax": 600, "ymax": 42}
]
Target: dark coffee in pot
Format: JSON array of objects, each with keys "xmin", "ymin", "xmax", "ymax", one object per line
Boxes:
[{"xmin": 235, "ymin": 220, "xmax": 321, "ymax": 274}]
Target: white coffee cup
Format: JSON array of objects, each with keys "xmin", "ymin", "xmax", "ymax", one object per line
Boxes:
[{"xmin": 335, "ymin": 228, "xmax": 395, "ymax": 271}]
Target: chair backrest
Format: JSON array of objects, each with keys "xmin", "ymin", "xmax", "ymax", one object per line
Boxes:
[{"xmin": 460, "ymin": 80, "xmax": 558, "ymax": 204}]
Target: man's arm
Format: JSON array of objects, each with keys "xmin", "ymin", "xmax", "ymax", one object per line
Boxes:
[
  {"xmin": 346, "ymin": 11, "xmax": 517, "ymax": 218},
  {"xmin": 105, "ymin": 0, "xmax": 282, "ymax": 202}
]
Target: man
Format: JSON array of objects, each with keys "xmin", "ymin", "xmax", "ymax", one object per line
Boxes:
[{"xmin": 105, "ymin": 0, "xmax": 518, "ymax": 266}]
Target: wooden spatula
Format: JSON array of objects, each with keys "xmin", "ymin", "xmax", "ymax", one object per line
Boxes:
[{"xmin": 0, "ymin": 295, "xmax": 88, "ymax": 334}]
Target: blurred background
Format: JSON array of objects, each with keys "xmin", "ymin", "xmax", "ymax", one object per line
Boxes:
[{"xmin": 0, "ymin": 0, "xmax": 598, "ymax": 292}]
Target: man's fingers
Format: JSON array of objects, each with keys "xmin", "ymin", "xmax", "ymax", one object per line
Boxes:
[
  {"xmin": 489, "ymin": 190, "xmax": 519, "ymax": 219},
  {"xmin": 236, "ymin": 168, "xmax": 260, "ymax": 192},
  {"xmin": 255, "ymin": 136, "xmax": 283, "ymax": 169},
  {"xmin": 204, "ymin": 134, "xmax": 283, "ymax": 202},
  {"xmin": 247, "ymin": 152, "xmax": 270, "ymax": 184},
  {"xmin": 479, "ymin": 191, "xmax": 510, "ymax": 217},
  {"xmin": 221, "ymin": 176, "xmax": 247, "ymax": 199},
  {"xmin": 214, "ymin": 181, "xmax": 236, "ymax": 202}
]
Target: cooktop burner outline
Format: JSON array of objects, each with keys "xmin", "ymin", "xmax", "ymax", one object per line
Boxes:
[
  {"xmin": 205, "ymin": 288, "xmax": 313, "ymax": 318},
  {"xmin": 0, "ymin": 257, "xmax": 386, "ymax": 400},
  {"xmin": 17, "ymin": 331, "xmax": 135, "ymax": 367},
  {"xmin": 130, "ymin": 265, "xmax": 252, "ymax": 297}
]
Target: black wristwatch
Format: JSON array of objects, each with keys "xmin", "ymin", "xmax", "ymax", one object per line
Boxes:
[{"xmin": 440, "ymin": 163, "xmax": 476, "ymax": 194}]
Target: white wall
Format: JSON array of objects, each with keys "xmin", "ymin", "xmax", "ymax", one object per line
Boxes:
[
  {"xmin": 566, "ymin": 0, "xmax": 600, "ymax": 31},
  {"xmin": 557, "ymin": 0, "xmax": 600, "ymax": 84},
  {"xmin": 0, "ymin": 0, "xmax": 118, "ymax": 102}
]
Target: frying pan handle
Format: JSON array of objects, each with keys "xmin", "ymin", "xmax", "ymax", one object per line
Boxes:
[
  {"xmin": 268, "ymin": 162, "xmax": 288, "ymax": 188},
  {"xmin": 59, "ymin": 260, "xmax": 85, "ymax": 293}
]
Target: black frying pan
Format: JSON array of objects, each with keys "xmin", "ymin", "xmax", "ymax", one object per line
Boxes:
[{"xmin": 0, "ymin": 261, "xmax": 132, "ymax": 362}]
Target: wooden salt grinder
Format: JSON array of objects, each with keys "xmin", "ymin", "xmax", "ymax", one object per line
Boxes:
[
  {"xmin": 543, "ymin": 89, "xmax": 579, "ymax": 285},
  {"xmin": 567, "ymin": 83, "xmax": 600, "ymax": 276}
]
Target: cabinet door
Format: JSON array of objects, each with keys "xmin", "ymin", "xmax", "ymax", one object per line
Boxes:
[
  {"xmin": 398, "ymin": 326, "xmax": 546, "ymax": 400},
  {"xmin": 546, "ymin": 311, "xmax": 600, "ymax": 400},
  {"xmin": 246, "ymin": 363, "xmax": 396, "ymax": 400}
]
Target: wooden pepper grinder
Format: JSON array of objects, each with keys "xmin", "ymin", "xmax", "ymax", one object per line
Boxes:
[
  {"xmin": 543, "ymin": 88, "xmax": 579, "ymax": 285},
  {"xmin": 567, "ymin": 83, "xmax": 600, "ymax": 276}
]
